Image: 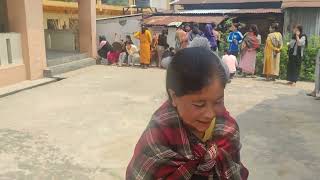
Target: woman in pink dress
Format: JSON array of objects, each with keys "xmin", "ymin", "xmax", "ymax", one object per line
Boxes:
[{"xmin": 239, "ymin": 25, "xmax": 260, "ymax": 76}]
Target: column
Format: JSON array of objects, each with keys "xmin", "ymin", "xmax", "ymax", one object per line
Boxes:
[
  {"xmin": 6, "ymin": 0, "xmax": 47, "ymax": 80},
  {"xmin": 78, "ymin": 0, "xmax": 97, "ymax": 58}
]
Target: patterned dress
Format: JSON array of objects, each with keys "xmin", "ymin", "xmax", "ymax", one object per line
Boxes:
[{"xmin": 263, "ymin": 32, "xmax": 283, "ymax": 76}]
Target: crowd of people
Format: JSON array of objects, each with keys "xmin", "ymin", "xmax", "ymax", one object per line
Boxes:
[
  {"xmin": 98, "ymin": 22, "xmax": 316, "ymax": 90},
  {"xmin": 97, "ymin": 25, "xmax": 175, "ymax": 69}
]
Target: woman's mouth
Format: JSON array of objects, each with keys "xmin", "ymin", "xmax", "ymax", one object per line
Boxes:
[{"xmin": 197, "ymin": 120, "xmax": 212, "ymax": 125}]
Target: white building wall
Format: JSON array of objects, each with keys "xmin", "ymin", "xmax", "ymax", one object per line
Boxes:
[
  {"xmin": 96, "ymin": 15, "xmax": 143, "ymax": 47},
  {"xmin": 0, "ymin": 33, "xmax": 23, "ymax": 66}
]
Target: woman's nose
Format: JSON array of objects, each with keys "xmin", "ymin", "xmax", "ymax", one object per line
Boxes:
[{"xmin": 204, "ymin": 104, "xmax": 216, "ymax": 119}]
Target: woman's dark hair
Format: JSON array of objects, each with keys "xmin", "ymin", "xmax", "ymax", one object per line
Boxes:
[
  {"xmin": 99, "ymin": 35, "xmax": 106, "ymax": 42},
  {"xmin": 212, "ymin": 22, "xmax": 217, "ymax": 29},
  {"xmin": 141, "ymin": 25, "xmax": 147, "ymax": 33},
  {"xmin": 249, "ymin": 24, "xmax": 259, "ymax": 36},
  {"xmin": 125, "ymin": 41, "xmax": 133, "ymax": 46},
  {"xmin": 295, "ymin": 24, "xmax": 303, "ymax": 33},
  {"xmin": 271, "ymin": 23, "xmax": 280, "ymax": 32},
  {"xmin": 166, "ymin": 47, "xmax": 228, "ymax": 100},
  {"xmin": 293, "ymin": 24, "xmax": 303, "ymax": 38},
  {"xmin": 292, "ymin": 24, "xmax": 308, "ymax": 47},
  {"xmin": 126, "ymin": 35, "xmax": 132, "ymax": 40},
  {"xmin": 233, "ymin": 23, "xmax": 240, "ymax": 29}
]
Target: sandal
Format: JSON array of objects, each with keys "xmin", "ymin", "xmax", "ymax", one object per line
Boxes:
[{"xmin": 307, "ymin": 92, "xmax": 316, "ymax": 97}]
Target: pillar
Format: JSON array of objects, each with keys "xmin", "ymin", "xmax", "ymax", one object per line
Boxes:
[
  {"xmin": 6, "ymin": 0, "xmax": 47, "ymax": 80},
  {"xmin": 78, "ymin": 0, "xmax": 97, "ymax": 58}
]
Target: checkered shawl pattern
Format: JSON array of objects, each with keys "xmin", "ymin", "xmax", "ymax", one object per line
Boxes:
[{"xmin": 126, "ymin": 101, "xmax": 249, "ymax": 180}]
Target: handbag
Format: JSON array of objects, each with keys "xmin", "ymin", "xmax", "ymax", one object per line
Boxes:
[{"xmin": 289, "ymin": 41, "xmax": 297, "ymax": 55}]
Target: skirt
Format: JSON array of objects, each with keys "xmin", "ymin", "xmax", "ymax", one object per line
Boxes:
[
  {"xmin": 240, "ymin": 49, "xmax": 257, "ymax": 74},
  {"xmin": 287, "ymin": 54, "xmax": 302, "ymax": 83}
]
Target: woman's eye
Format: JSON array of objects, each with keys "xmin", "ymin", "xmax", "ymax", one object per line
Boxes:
[
  {"xmin": 215, "ymin": 100, "xmax": 224, "ymax": 105},
  {"xmin": 192, "ymin": 103, "xmax": 205, "ymax": 108}
]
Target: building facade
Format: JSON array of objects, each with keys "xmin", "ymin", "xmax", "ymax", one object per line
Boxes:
[
  {"xmin": 0, "ymin": 0, "xmax": 97, "ymax": 87},
  {"xmin": 283, "ymin": 0, "xmax": 320, "ymax": 37}
]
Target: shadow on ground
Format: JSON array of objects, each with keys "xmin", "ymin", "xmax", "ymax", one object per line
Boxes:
[{"xmin": 237, "ymin": 93, "xmax": 320, "ymax": 180}]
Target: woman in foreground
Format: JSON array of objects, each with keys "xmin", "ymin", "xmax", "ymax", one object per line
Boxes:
[{"xmin": 126, "ymin": 47, "xmax": 249, "ymax": 180}]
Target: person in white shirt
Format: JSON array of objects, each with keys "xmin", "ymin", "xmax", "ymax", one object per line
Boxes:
[
  {"xmin": 222, "ymin": 49, "xmax": 238, "ymax": 79},
  {"xmin": 126, "ymin": 41, "xmax": 140, "ymax": 66}
]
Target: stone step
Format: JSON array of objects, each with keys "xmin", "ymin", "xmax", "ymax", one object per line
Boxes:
[
  {"xmin": 44, "ymin": 58, "xmax": 96, "ymax": 77},
  {"xmin": 47, "ymin": 53, "xmax": 88, "ymax": 67}
]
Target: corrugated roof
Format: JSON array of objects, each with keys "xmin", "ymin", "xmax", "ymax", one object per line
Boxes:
[
  {"xmin": 176, "ymin": 8, "xmax": 282, "ymax": 14},
  {"xmin": 282, "ymin": 0, "xmax": 320, "ymax": 8},
  {"xmin": 144, "ymin": 15, "xmax": 226, "ymax": 26},
  {"xmin": 96, "ymin": 14, "xmax": 143, "ymax": 21},
  {"xmin": 174, "ymin": 0, "xmax": 282, "ymax": 5}
]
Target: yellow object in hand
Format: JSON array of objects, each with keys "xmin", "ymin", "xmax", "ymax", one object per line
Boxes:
[{"xmin": 202, "ymin": 117, "xmax": 216, "ymax": 142}]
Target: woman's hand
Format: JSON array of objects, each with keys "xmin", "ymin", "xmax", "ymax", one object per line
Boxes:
[{"xmin": 296, "ymin": 31, "xmax": 301, "ymax": 40}]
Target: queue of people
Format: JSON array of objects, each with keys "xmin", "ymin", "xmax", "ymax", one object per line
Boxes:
[{"xmin": 98, "ymin": 22, "xmax": 313, "ymax": 89}]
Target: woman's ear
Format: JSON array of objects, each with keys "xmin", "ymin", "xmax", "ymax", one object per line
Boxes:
[{"xmin": 168, "ymin": 89, "xmax": 178, "ymax": 107}]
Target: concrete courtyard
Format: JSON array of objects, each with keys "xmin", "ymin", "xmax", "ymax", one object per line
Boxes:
[{"xmin": 0, "ymin": 65, "xmax": 319, "ymax": 180}]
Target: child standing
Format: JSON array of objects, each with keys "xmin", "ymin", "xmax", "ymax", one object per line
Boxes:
[{"xmin": 228, "ymin": 23, "xmax": 244, "ymax": 57}]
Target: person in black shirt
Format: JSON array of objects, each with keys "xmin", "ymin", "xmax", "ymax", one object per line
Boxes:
[{"xmin": 157, "ymin": 29, "xmax": 168, "ymax": 68}]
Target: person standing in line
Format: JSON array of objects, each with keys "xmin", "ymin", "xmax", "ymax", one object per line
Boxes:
[
  {"xmin": 239, "ymin": 24, "xmax": 260, "ymax": 77},
  {"xmin": 287, "ymin": 25, "xmax": 307, "ymax": 86},
  {"xmin": 204, "ymin": 24, "xmax": 218, "ymax": 51},
  {"xmin": 151, "ymin": 33, "xmax": 159, "ymax": 67},
  {"xmin": 184, "ymin": 23, "xmax": 192, "ymax": 34},
  {"xmin": 227, "ymin": 23, "xmax": 244, "ymax": 57},
  {"xmin": 188, "ymin": 23, "xmax": 199, "ymax": 42},
  {"xmin": 134, "ymin": 25, "xmax": 152, "ymax": 69},
  {"xmin": 157, "ymin": 30, "xmax": 168, "ymax": 68},
  {"xmin": 263, "ymin": 23, "xmax": 283, "ymax": 81},
  {"xmin": 212, "ymin": 23, "xmax": 221, "ymax": 52},
  {"xmin": 175, "ymin": 25, "xmax": 188, "ymax": 51}
]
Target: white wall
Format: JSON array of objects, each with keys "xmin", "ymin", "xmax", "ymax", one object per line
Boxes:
[
  {"xmin": 0, "ymin": 33, "xmax": 23, "ymax": 66},
  {"xmin": 96, "ymin": 15, "xmax": 143, "ymax": 47}
]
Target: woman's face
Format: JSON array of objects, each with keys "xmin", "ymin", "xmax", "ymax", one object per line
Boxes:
[
  {"xmin": 293, "ymin": 27, "xmax": 300, "ymax": 35},
  {"xmin": 269, "ymin": 26, "xmax": 274, "ymax": 33},
  {"xmin": 170, "ymin": 79, "xmax": 225, "ymax": 135},
  {"xmin": 185, "ymin": 26, "xmax": 191, "ymax": 32},
  {"xmin": 230, "ymin": 25, "xmax": 236, "ymax": 32}
]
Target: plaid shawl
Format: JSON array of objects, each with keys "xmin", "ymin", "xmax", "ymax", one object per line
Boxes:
[
  {"xmin": 243, "ymin": 32, "xmax": 260, "ymax": 50},
  {"xmin": 126, "ymin": 101, "xmax": 249, "ymax": 180}
]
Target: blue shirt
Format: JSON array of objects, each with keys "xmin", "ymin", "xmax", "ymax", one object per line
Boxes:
[{"xmin": 228, "ymin": 31, "xmax": 244, "ymax": 53}]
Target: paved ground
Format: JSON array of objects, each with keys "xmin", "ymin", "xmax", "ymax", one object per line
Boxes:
[{"xmin": 0, "ymin": 65, "xmax": 319, "ymax": 180}]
